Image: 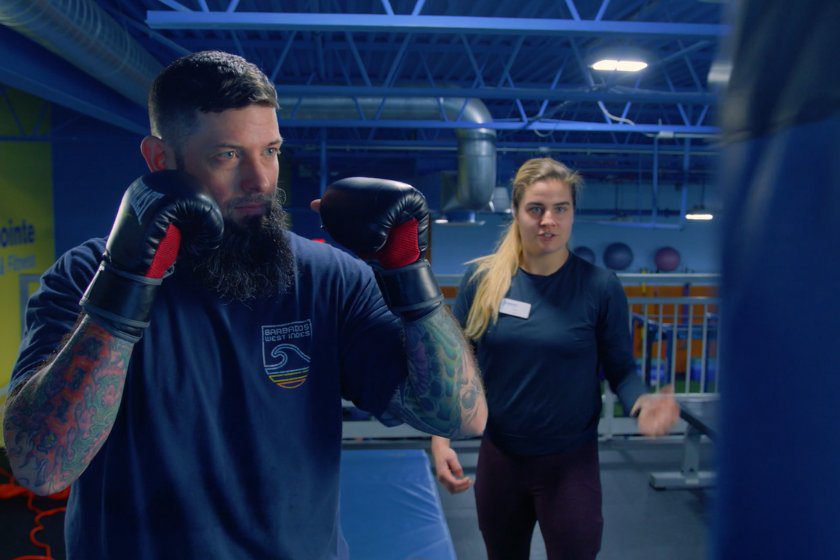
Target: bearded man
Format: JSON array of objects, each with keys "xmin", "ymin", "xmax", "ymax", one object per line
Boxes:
[{"xmin": 3, "ymin": 50, "xmax": 486, "ymax": 560}]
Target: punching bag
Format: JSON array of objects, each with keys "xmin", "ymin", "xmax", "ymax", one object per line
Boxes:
[{"xmin": 715, "ymin": 1, "xmax": 840, "ymax": 558}]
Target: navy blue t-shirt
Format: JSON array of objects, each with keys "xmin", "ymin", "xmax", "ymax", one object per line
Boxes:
[
  {"xmin": 10, "ymin": 232, "xmax": 408, "ymax": 559},
  {"xmin": 453, "ymin": 253, "xmax": 647, "ymax": 455}
]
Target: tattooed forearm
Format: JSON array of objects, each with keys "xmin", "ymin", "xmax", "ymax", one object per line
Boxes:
[
  {"xmin": 3, "ymin": 316, "xmax": 133, "ymax": 495},
  {"xmin": 388, "ymin": 306, "xmax": 487, "ymax": 438}
]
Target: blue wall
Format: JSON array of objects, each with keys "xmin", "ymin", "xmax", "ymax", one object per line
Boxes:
[
  {"xmin": 52, "ymin": 107, "xmax": 146, "ymax": 256},
  {"xmin": 429, "ymin": 214, "xmax": 721, "ymax": 276}
]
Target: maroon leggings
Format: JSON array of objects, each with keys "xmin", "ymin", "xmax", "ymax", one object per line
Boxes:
[{"xmin": 474, "ymin": 437, "xmax": 603, "ymax": 560}]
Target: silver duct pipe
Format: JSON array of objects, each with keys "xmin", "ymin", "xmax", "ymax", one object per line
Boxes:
[
  {"xmin": 279, "ymin": 97, "xmax": 496, "ymax": 209},
  {"xmin": 0, "ymin": 0, "xmax": 162, "ymax": 106},
  {"xmin": 455, "ymin": 128, "xmax": 496, "ymax": 209},
  {"xmin": 0, "ymin": 0, "xmax": 497, "ymax": 209}
]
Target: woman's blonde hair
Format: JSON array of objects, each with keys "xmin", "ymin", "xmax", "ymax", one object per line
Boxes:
[{"xmin": 463, "ymin": 157, "xmax": 583, "ymax": 340}]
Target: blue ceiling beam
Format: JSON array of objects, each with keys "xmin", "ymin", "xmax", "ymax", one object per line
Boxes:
[
  {"xmin": 595, "ymin": 0, "xmax": 612, "ymax": 21},
  {"xmin": 158, "ymin": 0, "xmax": 191, "ymax": 12},
  {"xmin": 280, "ymin": 138, "xmax": 716, "ymax": 156},
  {"xmin": 270, "ymin": 31, "xmax": 298, "ymax": 82},
  {"xmin": 382, "ymin": 35, "xmax": 412, "ymax": 87},
  {"xmin": 661, "ymin": 68, "xmax": 691, "ymax": 126},
  {"xmin": 459, "ymin": 34, "xmax": 486, "ymax": 87},
  {"xmin": 695, "ymin": 105, "xmax": 711, "ymax": 126},
  {"xmin": 345, "ymin": 32, "xmax": 372, "ymax": 87},
  {"xmin": 0, "ymin": 25, "xmax": 147, "ymax": 135},
  {"xmin": 274, "ymin": 85, "xmax": 716, "ymax": 104},
  {"xmin": 146, "ymin": 12, "xmax": 728, "ymax": 39},
  {"xmin": 496, "ymin": 35, "xmax": 525, "ymax": 88},
  {"xmin": 564, "ymin": 0, "xmax": 582, "ymax": 21},
  {"xmin": 277, "ymin": 118, "xmax": 719, "ymax": 134}
]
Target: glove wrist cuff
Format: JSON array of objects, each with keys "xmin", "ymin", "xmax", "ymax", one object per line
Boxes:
[
  {"xmin": 80, "ymin": 263, "xmax": 162, "ymax": 342},
  {"xmin": 374, "ymin": 259, "xmax": 443, "ymax": 319}
]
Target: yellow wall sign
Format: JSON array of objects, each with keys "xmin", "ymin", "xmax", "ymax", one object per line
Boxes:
[{"xmin": 0, "ymin": 89, "xmax": 54, "ymax": 445}]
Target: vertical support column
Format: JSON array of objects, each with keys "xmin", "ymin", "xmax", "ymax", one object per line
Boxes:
[{"xmin": 319, "ymin": 128, "xmax": 328, "ymax": 196}]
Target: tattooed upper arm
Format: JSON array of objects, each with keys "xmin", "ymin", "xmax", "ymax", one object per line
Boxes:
[{"xmin": 386, "ymin": 306, "xmax": 486, "ymax": 438}]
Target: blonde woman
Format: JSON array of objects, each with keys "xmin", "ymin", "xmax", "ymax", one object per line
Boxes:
[{"xmin": 431, "ymin": 157, "xmax": 679, "ymax": 559}]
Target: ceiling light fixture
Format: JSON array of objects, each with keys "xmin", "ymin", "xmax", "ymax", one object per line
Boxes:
[
  {"xmin": 591, "ymin": 59, "xmax": 648, "ymax": 72},
  {"xmin": 685, "ymin": 179, "xmax": 714, "ymax": 221},
  {"xmin": 685, "ymin": 206, "xmax": 714, "ymax": 220}
]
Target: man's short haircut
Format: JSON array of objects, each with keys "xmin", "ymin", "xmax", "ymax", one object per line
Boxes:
[{"xmin": 148, "ymin": 50, "xmax": 279, "ymax": 147}]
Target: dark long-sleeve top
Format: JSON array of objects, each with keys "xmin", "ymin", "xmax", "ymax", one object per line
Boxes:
[{"xmin": 453, "ymin": 253, "xmax": 648, "ymax": 455}]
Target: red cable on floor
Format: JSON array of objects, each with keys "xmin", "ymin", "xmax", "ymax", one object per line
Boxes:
[{"xmin": 0, "ymin": 466, "xmax": 69, "ymax": 560}]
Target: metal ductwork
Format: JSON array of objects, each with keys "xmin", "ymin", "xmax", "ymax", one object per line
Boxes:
[
  {"xmin": 0, "ymin": 0, "xmax": 162, "ymax": 106},
  {"xmin": 278, "ymin": 97, "xmax": 496, "ymax": 210},
  {"xmin": 455, "ymin": 127, "xmax": 497, "ymax": 210},
  {"xmin": 0, "ymin": 0, "xmax": 497, "ymax": 210}
]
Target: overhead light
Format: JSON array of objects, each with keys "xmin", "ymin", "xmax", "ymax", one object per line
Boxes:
[
  {"xmin": 591, "ymin": 59, "xmax": 648, "ymax": 72},
  {"xmin": 707, "ymin": 60, "xmax": 732, "ymax": 89},
  {"xmin": 616, "ymin": 60, "xmax": 648, "ymax": 72},
  {"xmin": 686, "ymin": 180, "xmax": 714, "ymax": 220},
  {"xmin": 685, "ymin": 206, "xmax": 714, "ymax": 221},
  {"xmin": 435, "ymin": 210, "xmax": 485, "ymax": 226}
]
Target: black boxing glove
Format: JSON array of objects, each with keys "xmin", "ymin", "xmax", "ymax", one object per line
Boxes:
[
  {"xmin": 80, "ymin": 171, "xmax": 224, "ymax": 342},
  {"xmin": 319, "ymin": 177, "xmax": 443, "ymax": 320}
]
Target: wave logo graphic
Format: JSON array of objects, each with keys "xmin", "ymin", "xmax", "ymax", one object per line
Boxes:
[{"xmin": 262, "ymin": 320, "xmax": 312, "ymax": 389}]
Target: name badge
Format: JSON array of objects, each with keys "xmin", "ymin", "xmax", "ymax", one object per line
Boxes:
[{"xmin": 499, "ymin": 298, "xmax": 531, "ymax": 319}]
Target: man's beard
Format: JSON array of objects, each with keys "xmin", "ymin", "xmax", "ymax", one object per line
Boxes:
[{"xmin": 184, "ymin": 194, "xmax": 295, "ymax": 301}]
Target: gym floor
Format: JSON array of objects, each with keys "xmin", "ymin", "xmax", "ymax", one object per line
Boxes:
[
  {"xmin": 0, "ymin": 438, "xmax": 714, "ymax": 559},
  {"xmin": 439, "ymin": 437, "xmax": 714, "ymax": 560}
]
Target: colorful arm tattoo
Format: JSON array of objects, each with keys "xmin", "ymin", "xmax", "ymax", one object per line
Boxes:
[
  {"xmin": 3, "ymin": 316, "xmax": 133, "ymax": 494},
  {"xmin": 386, "ymin": 306, "xmax": 487, "ymax": 438}
]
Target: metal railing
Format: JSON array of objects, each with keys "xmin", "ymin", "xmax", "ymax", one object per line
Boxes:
[
  {"xmin": 629, "ymin": 296, "xmax": 719, "ymax": 395},
  {"xmin": 601, "ymin": 293, "xmax": 719, "ymax": 438}
]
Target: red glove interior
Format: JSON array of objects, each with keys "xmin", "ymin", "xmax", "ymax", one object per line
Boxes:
[
  {"xmin": 146, "ymin": 224, "xmax": 182, "ymax": 279},
  {"xmin": 375, "ymin": 219, "xmax": 420, "ymax": 269}
]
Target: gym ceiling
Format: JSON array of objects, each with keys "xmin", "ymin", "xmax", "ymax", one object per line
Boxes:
[{"xmin": 0, "ymin": 0, "xmax": 727, "ymax": 194}]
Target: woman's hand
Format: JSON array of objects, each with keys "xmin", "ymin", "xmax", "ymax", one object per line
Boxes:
[
  {"xmin": 631, "ymin": 385, "xmax": 681, "ymax": 437},
  {"xmin": 430, "ymin": 436, "xmax": 472, "ymax": 494}
]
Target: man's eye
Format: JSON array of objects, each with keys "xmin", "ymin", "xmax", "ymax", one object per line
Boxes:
[
  {"xmin": 216, "ymin": 151, "xmax": 237, "ymax": 160},
  {"xmin": 266, "ymin": 147, "xmax": 281, "ymax": 156},
  {"xmin": 528, "ymin": 207, "xmax": 542, "ymax": 214}
]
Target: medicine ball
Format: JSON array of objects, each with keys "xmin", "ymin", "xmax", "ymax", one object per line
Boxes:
[
  {"xmin": 603, "ymin": 242, "xmax": 633, "ymax": 270},
  {"xmin": 654, "ymin": 246, "xmax": 681, "ymax": 272}
]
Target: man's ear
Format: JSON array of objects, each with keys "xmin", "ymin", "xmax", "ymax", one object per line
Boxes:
[{"xmin": 140, "ymin": 136, "xmax": 174, "ymax": 172}]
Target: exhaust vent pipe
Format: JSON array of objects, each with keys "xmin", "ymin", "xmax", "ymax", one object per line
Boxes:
[
  {"xmin": 279, "ymin": 96, "xmax": 496, "ymax": 210},
  {"xmin": 0, "ymin": 0, "xmax": 162, "ymax": 106}
]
